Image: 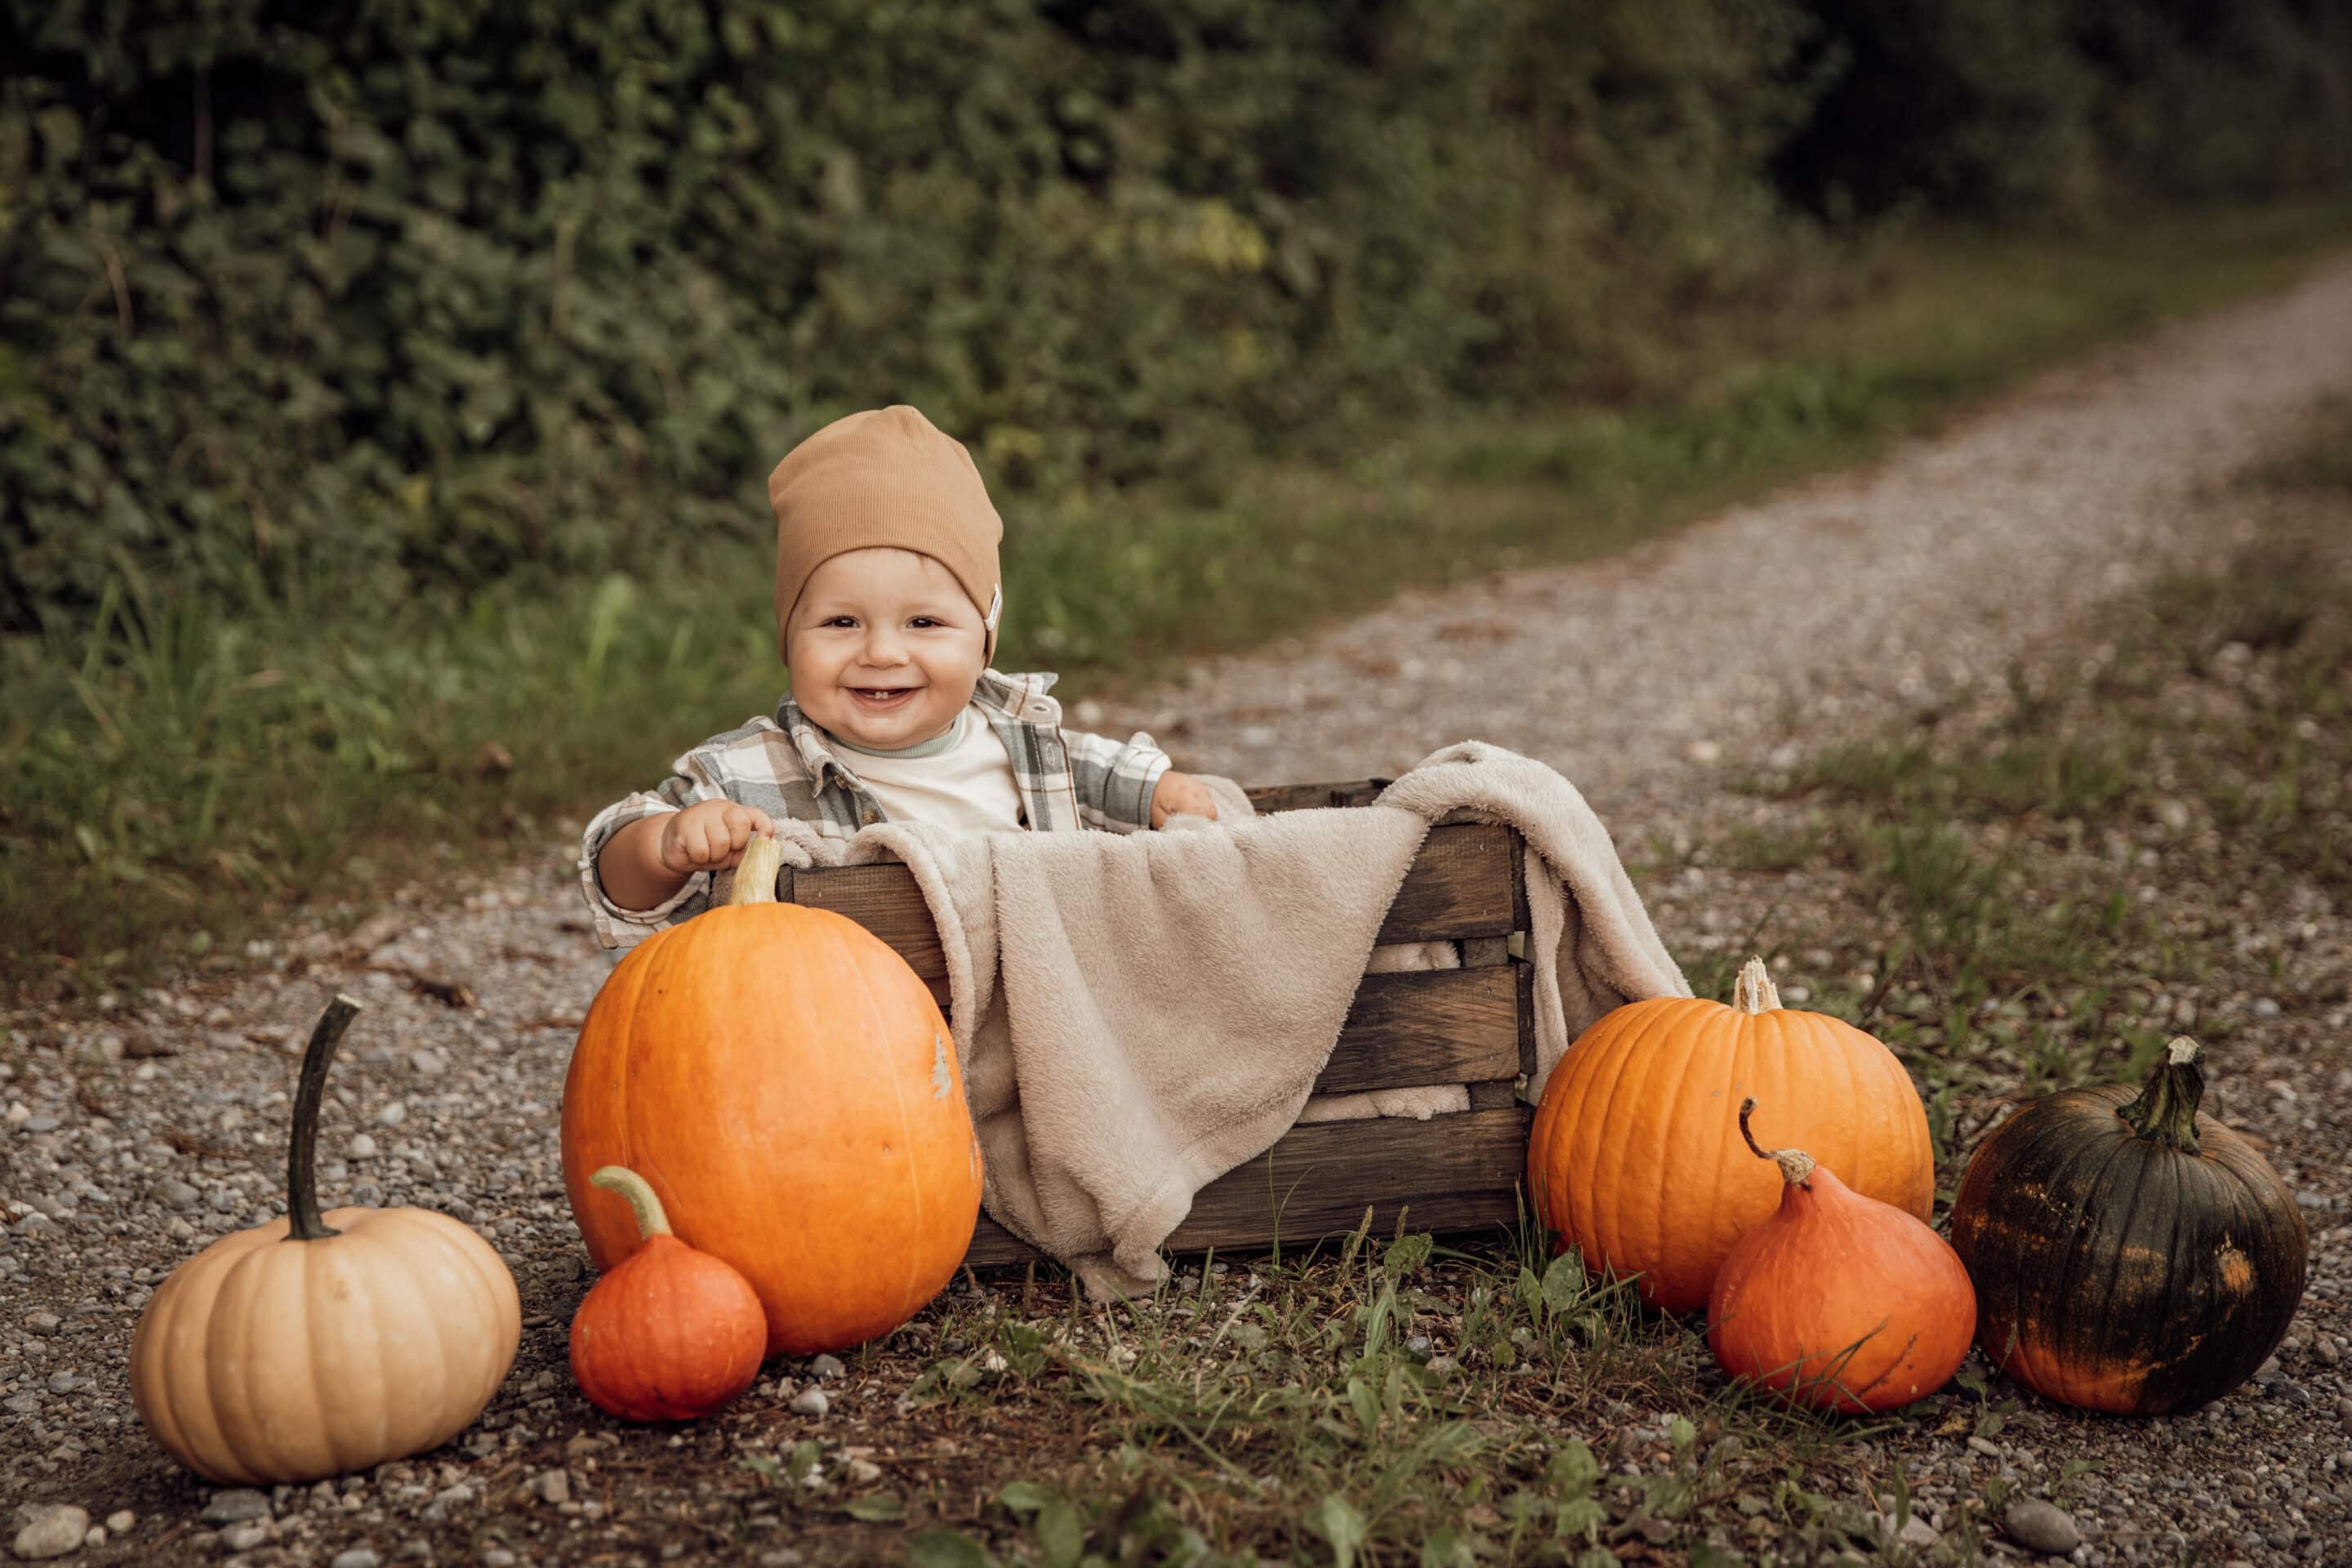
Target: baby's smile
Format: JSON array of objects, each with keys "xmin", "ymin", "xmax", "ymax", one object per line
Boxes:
[{"xmin": 848, "ymin": 684, "xmax": 921, "ymax": 711}]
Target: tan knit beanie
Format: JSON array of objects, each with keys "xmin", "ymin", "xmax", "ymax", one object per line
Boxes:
[{"xmin": 767, "ymin": 405, "xmax": 1004, "ymax": 665}]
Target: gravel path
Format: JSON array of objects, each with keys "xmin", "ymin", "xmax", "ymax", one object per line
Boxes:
[
  {"xmin": 1087, "ymin": 258, "xmax": 2352, "ymax": 818},
  {"xmin": 5, "ymin": 258, "xmax": 2352, "ymax": 1566}
]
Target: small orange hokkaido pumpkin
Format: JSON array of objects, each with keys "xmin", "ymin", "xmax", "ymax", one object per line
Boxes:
[
  {"xmin": 1528, "ymin": 957, "xmax": 1933, "ymax": 1312},
  {"xmin": 563, "ymin": 835, "xmax": 982, "ymax": 1356},
  {"xmin": 1708, "ymin": 1099, "xmax": 1976, "ymax": 1412},
  {"xmin": 570, "ymin": 1166, "xmax": 767, "ymax": 1421},
  {"xmin": 131, "ymin": 996, "xmax": 520, "ymax": 1482}
]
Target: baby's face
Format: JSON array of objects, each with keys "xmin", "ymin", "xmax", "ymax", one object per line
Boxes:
[{"xmin": 786, "ymin": 547, "xmax": 987, "ymax": 750}]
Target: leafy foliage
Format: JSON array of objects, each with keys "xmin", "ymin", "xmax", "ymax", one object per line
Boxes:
[
  {"xmin": 7, "ymin": 0, "xmax": 2344, "ymax": 638},
  {"xmin": 0, "ymin": 0, "xmax": 1826, "ymax": 634}
]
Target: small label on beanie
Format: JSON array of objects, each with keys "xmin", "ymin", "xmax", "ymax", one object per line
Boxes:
[{"xmin": 985, "ymin": 585, "xmax": 1001, "ymax": 632}]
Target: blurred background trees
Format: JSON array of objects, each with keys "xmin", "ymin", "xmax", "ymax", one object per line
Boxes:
[{"xmin": 7, "ymin": 0, "xmax": 2348, "ymax": 639}]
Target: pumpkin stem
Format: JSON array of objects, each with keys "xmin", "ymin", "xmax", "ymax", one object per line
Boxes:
[
  {"xmin": 2118, "ymin": 1036, "xmax": 2205, "ymax": 1154},
  {"xmin": 728, "ymin": 834, "xmax": 786, "ymax": 907},
  {"xmin": 1732, "ymin": 957, "xmax": 1782, "ymax": 1015},
  {"xmin": 1738, "ymin": 1097, "xmax": 1816, "ymax": 1187},
  {"xmin": 286, "ymin": 994, "xmax": 363, "ymax": 1242},
  {"xmin": 590, "ymin": 1165, "xmax": 675, "ymax": 1241}
]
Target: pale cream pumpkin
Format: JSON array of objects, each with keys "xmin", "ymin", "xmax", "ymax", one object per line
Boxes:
[{"xmin": 129, "ymin": 996, "xmax": 521, "ymax": 1483}]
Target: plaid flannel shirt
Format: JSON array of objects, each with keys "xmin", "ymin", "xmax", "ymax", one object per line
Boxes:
[{"xmin": 577, "ymin": 669, "xmax": 1169, "ymax": 950}]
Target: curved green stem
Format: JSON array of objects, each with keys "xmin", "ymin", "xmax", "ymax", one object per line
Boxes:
[
  {"xmin": 287, "ymin": 995, "xmax": 363, "ymax": 1242},
  {"xmin": 590, "ymin": 1165, "xmax": 674, "ymax": 1241},
  {"xmin": 2118, "ymin": 1036, "xmax": 2204, "ymax": 1154}
]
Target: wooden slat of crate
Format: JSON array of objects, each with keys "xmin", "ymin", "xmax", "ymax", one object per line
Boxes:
[
  {"xmin": 964, "ymin": 1105, "xmax": 1531, "ymax": 1267},
  {"xmin": 889, "ymin": 963, "xmax": 1524, "ymax": 1098},
  {"xmin": 1315, "ymin": 967, "xmax": 1521, "ymax": 1095},
  {"xmin": 782, "ymin": 820, "xmax": 1523, "ymax": 980},
  {"xmin": 1241, "ymin": 779, "xmax": 1392, "ymax": 813}
]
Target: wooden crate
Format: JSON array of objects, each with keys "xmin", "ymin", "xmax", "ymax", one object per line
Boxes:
[{"xmin": 776, "ymin": 780, "xmax": 1536, "ymax": 1267}]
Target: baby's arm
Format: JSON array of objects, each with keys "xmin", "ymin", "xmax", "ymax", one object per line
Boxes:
[
  {"xmin": 579, "ymin": 721, "xmax": 819, "ymax": 948},
  {"xmin": 599, "ymin": 801, "xmax": 776, "ymax": 911},
  {"xmin": 1063, "ymin": 724, "xmax": 1216, "ymax": 831},
  {"xmin": 576, "ymin": 752, "xmax": 754, "ymax": 949}
]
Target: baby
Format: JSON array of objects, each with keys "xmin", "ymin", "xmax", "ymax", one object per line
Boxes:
[{"xmin": 580, "ymin": 405, "xmax": 1217, "ymax": 944}]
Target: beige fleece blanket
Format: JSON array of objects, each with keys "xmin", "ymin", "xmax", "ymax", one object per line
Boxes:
[{"xmin": 734, "ymin": 742, "xmax": 1687, "ymax": 1296}]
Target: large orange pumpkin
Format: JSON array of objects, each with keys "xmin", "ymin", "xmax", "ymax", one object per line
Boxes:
[
  {"xmin": 1527, "ymin": 957, "xmax": 1933, "ymax": 1313},
  {"xmin": 563, "ymin": 837, "xmax": 982, "ymax": 1356}
]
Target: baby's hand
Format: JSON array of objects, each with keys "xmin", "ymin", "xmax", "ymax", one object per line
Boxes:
[
  {"xmin": 1148, "ymin": 770, "xmax": 1219, "ymax": 829},
  {"xmin": 658, "ymin": 800, "xmax": 776, "ymax": 874}
]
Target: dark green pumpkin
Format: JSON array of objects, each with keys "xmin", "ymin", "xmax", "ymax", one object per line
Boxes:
[{"xmin": 1949, "ymin": 1038, "xmax": 2305, "ymax": 1415}]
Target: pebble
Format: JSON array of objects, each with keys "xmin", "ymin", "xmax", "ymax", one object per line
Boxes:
[
  {"xmin": 10, "ymin": 1505, "xmax": 88, "ymax": 1561},
  {"xmin": 220, "ymin": 1521, "xmax": 271, "ymax": 1552},
  {"xmin": 2254, "ymin": 998, "xmax": 2282, "ymax": 1018},
  {"xmin": 376, "ymin": 1101, "xmax": 408, "ymax": 1127},
  {"xmin": 789, "ymin": 1388, "xmax": 828, "ymax": 1418},
  {"xmin": 2005, "ymin": 1499, "xmax": 2083, "ymax": 1556},
  {"xmin": 481, "ymin": 1551, "xmax": 514, "ymax": 1568},
  {"xmin": 530, "ymin": 1470, "xmax": 570, "ymax": 1506},
  {"xmin": 23, "ymin": 1310, "xmax": 60, "ymax": 1336},
  {"xmin": 201, "ymin": 1489, "xmax": 273, "ymax": 1525},
  {"xmin": 158, "ymin": 1178, "xmax": 200, "ymax": 1209},
  {"xmin": 348, "ymin": 1134, "xmax": 378, "ymax": 1160},
  {"xmin": 410, "ymin": 1049, "xmax": 447, "ymax": 1076},
  {"xmin": 331, "ymin": 1550, "xmax": 381, "ymax": 1568},
  {"xmin": 103, "ymin": 1512, "xmax": 132, "ymax": 1535},
  {"xmin": 1867, "ymin": 1512, "xmax": 1939, "ymax": 1548},
  {"xmin": 808, "ymin": 1353, "xmax": 846, "ymax": 1381}
]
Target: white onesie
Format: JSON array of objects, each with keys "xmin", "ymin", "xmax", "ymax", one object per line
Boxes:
[{"xmin": 824, "ymin": 707, "xmax": 1025, "ymax": 832}]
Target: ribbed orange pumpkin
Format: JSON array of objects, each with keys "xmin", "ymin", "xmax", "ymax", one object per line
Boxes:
[
  {"xmin": 563, "ymin": 837, "xmax": 983, "ymax": 1356},
  {"xmin": 1527, "ymin": 957, "xmax": 1933, "ymax": 1313},
  {"xmin": 1708, "ymin": 1099, "xmax": 1976, "ymax": 1412},
  {"xmin": 570, "ymin": 1166, "xmax": 767, "ymax": 1422}
]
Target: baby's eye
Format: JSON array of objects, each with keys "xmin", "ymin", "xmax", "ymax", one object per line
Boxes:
[
  {"xmin": 909, "ymin": 617, "xmax": 943, "ymax": 629},
  {"xmin": 824, "ymin": 615, "xmax": 858, "ymax": 629}
]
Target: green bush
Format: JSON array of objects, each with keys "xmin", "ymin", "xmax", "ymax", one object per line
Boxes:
[
  {"xmin": 7, "ymin": 1, "xmax": 2346, "ymax": 643},
  {"xmin": 0, "ymin": 0, "xmax": 1821, "ymax": 635}
]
